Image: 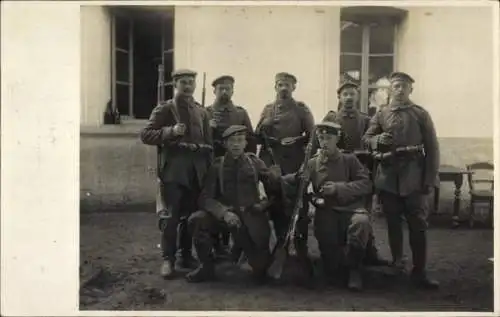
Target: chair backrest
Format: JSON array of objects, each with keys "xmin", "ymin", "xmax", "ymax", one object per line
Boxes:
[{"xmin": 466, "ymin": 161, "xmax": 494, "ymax": 192}]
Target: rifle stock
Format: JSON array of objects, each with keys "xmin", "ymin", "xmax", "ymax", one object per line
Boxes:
[
  {"xmin": 267, "ymin": 129, "xmax": 316, "ymax": 279},
  {"xmin": 156, "ymin": 64, "xmax": 168, "ymax": 214},
  {"xmin": 201, "ymin": 72, "xmax": 206, "ymax": 107}
]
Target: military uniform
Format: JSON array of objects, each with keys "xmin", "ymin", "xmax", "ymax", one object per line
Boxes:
[
  {"xmin": 323, "ymin": 82, "xmax": 389, "ymax": 267},
  {"xmin": 206, "ymin": 75, "xmax": 257, "ymax": 257},
  {"xmin": 254, "ymin": 72, "xmax": 315, "ymax": 282},
  {"xmin": 207, "ymin": 75, "xmax": 256, "ymax": 158},
  {"xmin": 186, "ymin": 125, "xmax": 279, "ymax": 283},
  {"xmin": 362, "ymin": 72, "xmax": 440, "ymax": 289},
  {"xmin": 283, "ymin": 122, "xmax": 373, "ymax": 291},
  {"xmin": 140, "ymin": 69, "xmax": 213, "ymax": 279}
]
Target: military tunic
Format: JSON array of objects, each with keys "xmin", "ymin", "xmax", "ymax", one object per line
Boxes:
[
  {"xmin": 362, "ymin": 103, "xmax": 439, "ymax": 270},
  {"xmin": 206, "ymin": 102, "xmax": 256, "ymax": 157},
  {"xmin": 140, "ymin": 95, "xmax": 213, "ymax": 262},
  {"xmin": 255, "ymin": 99, "xmax": 315, "ymax": 174},
  {"xmin": 188, "ymin": 153, "xmax": 278, "ymax": 276},
  {"xmin": 254, "ymin": 98, "xmax": 315, "ymax": 269},
  {"xmin": 283, "ymin": 149, "xmax": 373, "ymax": 273},
  {"xmin": 323, "ymin": 109, "xmax": 370, "ymax": 152}
]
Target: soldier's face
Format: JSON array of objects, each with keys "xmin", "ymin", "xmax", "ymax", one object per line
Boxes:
[
  {"xmin": 390, "ymin": 80, "xmax": 412, "ymax": 103},
  {"xmin": 275, "ymin": 81, "xmax": 295, "ymax": 98},
  {"xmin": 175, "ymin": 76, "xmax": 196, "ymax": 96},
  {"xmin": 339, "ymin": 88, "xmax": 359, "ymax": 109},
  {"xmin": 225, "ymin": 134, "xmax": 247, "ymax": 157},
  {"xmin": 317, "ymin": 132, "xmax": 339, "ymax": 153},
  {"xmin": 214, "ymin": 84, "xmax": 233, "ymax": 103}
]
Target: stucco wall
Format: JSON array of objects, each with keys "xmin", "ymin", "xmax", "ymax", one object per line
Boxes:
[
  {"xmin": 396, "ymin": 6, "xmax": 494, "ymax": 138},
  {"xmin": 80, "ymin": 6, "xmax": 111, "ymax": 126},
  {"xmin": 174, "ymin": 6, "xmax": 340, "ymax": 124}
]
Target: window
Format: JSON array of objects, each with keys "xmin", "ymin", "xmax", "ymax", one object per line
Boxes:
[
  {"xmin": 109, "ymin": 6, "xmax": 175, "ymax": 120},
  {"xmin": 340, "ymin": 7, "xmax": 406, "ymax": 113}
]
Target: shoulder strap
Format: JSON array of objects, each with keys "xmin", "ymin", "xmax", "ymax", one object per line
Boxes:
[
  {"xmin": 218, "ymin": 156, "xmax": 225, "ymax": 195},
  {"xmin": 218, "ymin": 154, "xmax": 259, "ymax": 196}
]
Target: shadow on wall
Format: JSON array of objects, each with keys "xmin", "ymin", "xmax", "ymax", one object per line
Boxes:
[{"xmin": 80, "ymin": 134, "xmax": 493, "ymax": 214}]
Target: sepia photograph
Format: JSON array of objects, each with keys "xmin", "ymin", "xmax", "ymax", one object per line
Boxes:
[{"xmin": 75, "ymin": 1, "xmax": 497, "ymax": 313}]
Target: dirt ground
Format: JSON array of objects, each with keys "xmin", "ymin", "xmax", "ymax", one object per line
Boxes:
[{"xmin": 80, "ymin": 209, "xmax": 494, "ymax": 312}]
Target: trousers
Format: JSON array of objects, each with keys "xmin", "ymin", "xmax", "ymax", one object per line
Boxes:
[
  {"xmin": 314, "ymin": 208, "xmax": 372, "ymax": 274},
  {"xmin": 188, "ymin": 209, "xmax": 271, "ymax": 275},
  {"xmin": 379, "ymin": 190, "xmax": 428, "ymax": 272},
  {"xmin": 158, "ymin": 182, "xmax": 200, "ymax": 261}
]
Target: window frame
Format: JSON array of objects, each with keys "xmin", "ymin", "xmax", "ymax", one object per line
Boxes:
[
  {"xmin": 340, "ymin": 7, "xmax": 406, "ymax": 113},
  {"xmin": 109, "ymin": 6, "xmax": 175, "ymax": 121}
]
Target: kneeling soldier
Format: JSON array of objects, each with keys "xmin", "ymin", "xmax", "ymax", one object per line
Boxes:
[
  {"xmin": 186, "ymin": 125, "xmax": 280, "ymax": 283},
  {"xmin": 283, "ymin": 121, "xmax": 374, "ymax": 291}
]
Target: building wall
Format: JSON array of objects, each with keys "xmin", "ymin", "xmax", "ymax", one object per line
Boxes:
[
  {"xmin": 174, "ymin": 6, "xmax": 341, "ymax": 124},
  {"xmin": 396, "ymin": 6, "xmax": 494, "ymax": 138},
  {"xmin": 80, "ymin": 6, "xmax": 111, "ymax": 126},
  {"xmin": 77, "ymin": 5, "xmax": 495, "ymax": 213}
]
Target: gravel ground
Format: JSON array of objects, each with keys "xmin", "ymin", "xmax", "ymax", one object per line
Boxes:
[{"xmin": 80, "ymin": 210, "xmax": 494, "ymax": 312}]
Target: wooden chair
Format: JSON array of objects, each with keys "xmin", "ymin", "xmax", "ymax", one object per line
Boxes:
[{"xmin": 466, "ymin": 162, "xmax": 494, "ymax": 228}]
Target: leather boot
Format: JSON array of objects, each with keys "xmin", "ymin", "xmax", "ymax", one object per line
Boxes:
[
  {"xmin": 186, "ymin": 238, "xmax": 215, "ymax": 283},
  {"xmin": 177, "ymin": 252, "xmax": 198, "ymax": 270},
  {"xmin": 347, "ymin": 268, "xmax": 363, "ymax": 291},
  {"xmin": 160, "ymin": 260, "xmax": 175, "ymax": 279},
  {"xmin": 346, "ymin": 246, "xmax": 364, "ymax": 291},
  {"xmin": 185, "ymin": 263, "xmax": 215, "ymax": 283},
  {"xmin": 363, "ymin": 237, "xmax": 391, "ymax": 267},
  {"xmin": 411, "ymin": 269, "xmax": 439, "ymax": 290}
]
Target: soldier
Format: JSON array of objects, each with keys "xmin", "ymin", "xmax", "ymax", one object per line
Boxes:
[
  {"xmin": 323, "ymin": 82, "xmax": 370, "ymax": 152},
  {"xmin": 206, "ymin": 75, "xmax": 256, "ymax": 157},
  {"xmin": 206, "ymin": 75, "xmax": 257, "ymax": 258},
  {"xmin": 140, "ymin": 69, "xmax": 213, "ymax": 279},
  {"xmin": 323, "ymin": 82, "xmax": 389, "ymax": 267},
  {"xmin": 254, "ymin": 72, "xmax": 315, "ymax": 284},
  {"xmin": 283, "ymin": 121, "xmax": 374, "ymax": 291},
  {"xmin": 186, "ymin": 125, "xmax": 280, "ymax": 283},
  {"xmin": 362, "ymin": 72, "xmax": 440, "ymax": 289}
]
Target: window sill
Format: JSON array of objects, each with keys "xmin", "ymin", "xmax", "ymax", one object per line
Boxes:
[{"xmin": 80, "ymin": 119, "xmax": 148, "ymax": 138}]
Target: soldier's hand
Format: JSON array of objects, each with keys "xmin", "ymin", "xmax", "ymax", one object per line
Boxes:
[
  {"xmin": 209, "ymin": 119, "xmax": 218, "ymax": 128},
  {"xmin": 223, "ymin": 211, "xmax": 241, "ymax": 227},
  {"xmin": 268, "ymin": 165, "xmax": 282, "ymax": 179},
  {"xmin": 320, "ymin": 181, "xmax": 337, "ymax": 196},
  {"xmin": 377, "ymin": 132, "xmax": 393, "ymax": 146},
  {"xmin": 173, "ymin": 123, "xmax": 186, "ymax": 136}
]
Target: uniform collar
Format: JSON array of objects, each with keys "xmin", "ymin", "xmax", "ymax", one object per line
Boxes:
[
  {"xmin": 275, "ymin": 97, "xmax": 296, "ymax": 107},
  {"xmin": 212, "ymin": 100, "xmax": 234, "ymax": 111},
  {"xmin": 389, "ymin": 100, "xmax": 415, "ymax": 111},
  {"xmin": 319, "ymin": 148, "xmax": 341, "ymax": 163},
  {"xmin": 225, "ymin": 153, "xmax": 244, "ymax": 163},
  {"xmin": 339, "ymin": 107, "xmax": 358, "ymax": 118},
  {"xmin": 175, "ymin": 94, "xmax": 195, "ymax": 107}
]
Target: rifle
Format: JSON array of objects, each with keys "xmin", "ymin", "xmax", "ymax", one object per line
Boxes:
[
  {"xmin": 201, "ymin": 72, "xmax": 206, "ymax": 107},
  {"xmin": 267, "ymin": 129, "xmax": 316, "ymax": 279},
  {"xmin": 156, "ymin": 64, "xmax": 168, "ymax": 214}
]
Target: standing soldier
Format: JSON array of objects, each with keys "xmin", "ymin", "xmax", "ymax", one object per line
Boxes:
[
  {"xmin": 255, "ymin": 72, "xmax": 315, "ymax": 284},
  {"xmin": 362, "ymin": 72, "xmax": 440, "ymax": 289},
  {"xmin": 283, "ymin": 121, "xmax": 374, "ymax": 291},
  {"xmin": 322, "ymin": 82, "xmax": 389, "ymax": 267},
  {"xmin": 323, "ymin": 82, "xmax": 370, "ymax": 152},
  {"xmin": 140, "ymin": 69, "xmax": 213, "ymax": 279},
  {"xmin": 186, "ymin": 125, "xmax": 280, "ymax": 283},
  {"xmin": 206, "ymin": 75, "xmax": 256, "ymax": 258}
]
